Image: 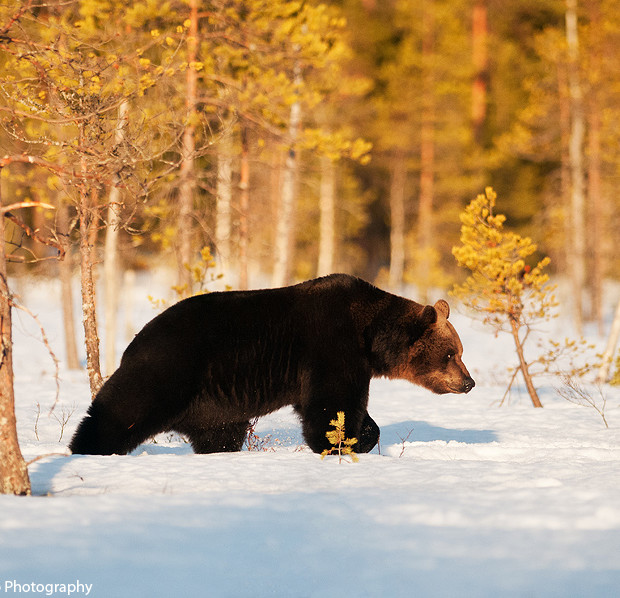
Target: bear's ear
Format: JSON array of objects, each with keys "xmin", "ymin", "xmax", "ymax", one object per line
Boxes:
[
  {"xmin": 434, "ymin": 299, "xmax": 450, "ymax": 320},
  {"xmin": 419, "ymin": 304, "xmax": 438, "ymax": 328}
]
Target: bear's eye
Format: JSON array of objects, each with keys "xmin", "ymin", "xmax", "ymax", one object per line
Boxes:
[{"xmin": 446, "ymin": 353, "xmax": 454, "ymax": 362}]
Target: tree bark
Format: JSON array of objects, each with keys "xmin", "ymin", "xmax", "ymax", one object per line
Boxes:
[
  {"xmin": 103, "ymin": 99, "xmax": 128, "ymax": 376},
  {"xmin": 215, "ymin": 127, "xmax": 233, "ymax": 273},
  {"xmin": 586, "ymin": 1, "xmax": 603, "ymax": 333},
  {"xmin": 388, "ymin": 151, "xmax": 406, "ymax": 291},
  {"xmin": 238, "ymin": 128, "xmax": 250, "ymax": 290},
  {"xmin": 510, "ymin": 319, "xmax": 543, "ymax": 408},
  {"xmin": 472, "ymin": 0, "xmax": 488, "ymax": 143},
  {"xmin": 79, "ymin": 184, "xmax": 103, "ymax": 399},
  {"xmin": 177, "ymin": 0, "xmax": 199, "ymax": 295},
  {"xmin": 272, "ymin": 70, "xmax": 302, "ymax": 288},
  {"xmin": 77, "ymin": 120, "xmax": 103, "ymax": 399},
  {"xmin": 0, "ymin": 168, "xmax": 31, "ymax": 496},
  {"xmin": 565, "ymin": 0, "xmax": 586, "ymax": 334},
  {"xmin": 56, "ymin": 200, "xmax": 80, "ymax": 370},
  {"xmin": 317, "ymin": 155, "xmax": 335, "ymax": 277},
  {"xmin": 596, "ymin": 299, "xmax": 620, "ymax": 384},
  {"xmin": 416, "ymin": 4, "xmax": 435, "ymax": 301}
]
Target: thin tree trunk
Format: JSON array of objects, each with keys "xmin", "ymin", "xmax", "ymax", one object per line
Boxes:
[
  {"xmin": 215, "ymin": 127, "xmax": 233, "ymax": 273},
  {"xmin": 317, "ymin": 155, "xmax": 335, "ymax": 277},
  {"xmin": 238, "ymin": 128, "xmax": 250, "ymax": 290},
  {"xmin": 177, "ymin": 0, "xmax": 199, "ymax": 295},
  {"xmin": 79, "ymin": 183, "xmax": 103, "ymax": 399},
  {"xmin": 586, "ymin": 1, "xmax": 603, "ymax": 333},
  {"xmin": 557, "ymin": 60, "xmax": 571, "ymax": 276},
  {"xmin": 416, "ymin": 4, "xmax": 435, "ymax": 302},
  {"xmin": 272, "ymin": 71, "xmax": 302, "ymax": 288},
  {"xmin": 0, "ymin": 168, "xmax": 31, "ymax": 495},
  {"xmin": 104, "ymin": 100, "xmax": 128, "ymax": 376},
  {"xmin": 596, "ymin": 299, "xmax": 620, "ymax": 384},
  {"xmin": 565, "ymin": 0, "xmax": 586, "ymax": 334},
  {"xmin": 472, "ymin": 0, "xmax": 488, "ymax": 143},
  {"xmin": 388, "ymin": 151, "xmax": 406, "ymax": 291},
  {"xmin": 510, "ymin": 319, "xmax": 543, "ymax": 408},
  {"xmin": 57, "ymin": 200, "xmax": 80, "ymax": 370},
  {"xmin": 77, "ymin": 118, "xmax": 103, "ymax": 399}
]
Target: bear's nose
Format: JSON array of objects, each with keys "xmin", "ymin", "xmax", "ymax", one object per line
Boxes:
[{"xmin": 462, "ymin": 377, "xmax": 475, "ymax": 393}]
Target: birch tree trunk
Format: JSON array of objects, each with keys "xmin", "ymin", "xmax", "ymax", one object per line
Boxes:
[
  {"xmin": 565, "ymin": 0, "xmax": 586, "ymax": 334},
  {"xmin": 272, "ymin": 77, "xmax": 302, "ymax": 288},
  {"xmin": 215, "ymin": 128, "xmax": 233, "ymax": 274},
  {"xmin": 78, "ymin": 124, "xmax": 103, "ymax": 399},
  {"xmin": 586, "ymin": 1, "xmax": 603, "ymax": 333},
  {"xmin": 104, "ymin": 99, "xmax": 128, "ymax": 376},
  {"xmin": 177, "ymin": 0, "xmax": 199, "ymax": 295},
  {"xmin": 388, "ymin": 151, "xmax": 406, "ymax": 291},
  {"xmin": 0, "ymin": 170, "xmax": 31, "ymax": 496},
  {"xmin": 317, "ymin": 155, "xmax": 335, "ymax": 277},
  {"xmin": 416, "ymin": 4, "xmax": 435, "ymax": 302},
  {"xmin": 596, "ymin": 300, "xmax": 620, "ymax": 384},
  {"xmin": 57, "ymin": 201, "xmax": 80, "ymax": 370},
  {"xmin": 238, "ymin": 128, "xmax": 250, "ymax": 290}
]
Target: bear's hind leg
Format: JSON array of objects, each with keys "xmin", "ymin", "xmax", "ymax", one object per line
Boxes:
[{"xmin": 175, "ymin": 420, "xmax": 249, "ymax": 454}]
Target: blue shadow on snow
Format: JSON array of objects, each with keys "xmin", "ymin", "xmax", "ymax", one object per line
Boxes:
[{"xmin": 378, "ymin": 420, "xmax": 497, "ymax": 447}]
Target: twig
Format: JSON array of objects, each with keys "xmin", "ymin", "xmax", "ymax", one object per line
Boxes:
[{"xmin": 11, "ymin": 302, "xmax": 61, "ymax": 414}]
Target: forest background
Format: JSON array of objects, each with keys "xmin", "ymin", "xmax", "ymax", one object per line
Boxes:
[{"xmin": 1, "ymin": 0, "xmax": 619, "ymax": 372}]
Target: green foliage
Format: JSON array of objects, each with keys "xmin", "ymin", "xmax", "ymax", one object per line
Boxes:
[
  {"xmin": 320, "ymin": 412, "xmax": 358, "ymax": 464},
  {"xmin": 452, "ymin": 187, "xmax": 557, "ymax": 331}
]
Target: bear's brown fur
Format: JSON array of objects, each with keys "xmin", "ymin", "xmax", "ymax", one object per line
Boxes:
[{"xmin": 69, "ymin": 274, "xmax": 474, "ymax": 456}]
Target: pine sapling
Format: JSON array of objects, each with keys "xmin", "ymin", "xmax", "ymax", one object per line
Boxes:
[
  {"xmin": 320, "ymin": 412, "xmax": 359, "ymax": 463},
  {"xmin": 452, "ymin": 187, "xmax": 558, "ymax": 408}
]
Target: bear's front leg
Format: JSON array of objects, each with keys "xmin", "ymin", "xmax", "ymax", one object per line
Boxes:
[
  {"xmin": 356, "ymin": 411, "xmax": 380, "ymax": 453},
  {"xmin": 300, "ymin": 404, "xmax": 366, "ymax": 455}
]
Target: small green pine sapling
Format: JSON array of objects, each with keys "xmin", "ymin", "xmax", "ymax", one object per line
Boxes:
[{"xmin": 320, "ymin": 412, "xmax": 359, "ymax": 463}]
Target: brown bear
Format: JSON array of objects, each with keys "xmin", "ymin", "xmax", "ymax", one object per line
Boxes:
[{"xmin": 69, "ymin": 274, "xmax": 474, "ymax": 456}]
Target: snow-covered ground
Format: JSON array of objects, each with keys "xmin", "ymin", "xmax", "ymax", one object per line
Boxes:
[{"xmin": 2, "ymin": 274, "xmax": 620, "ymax": 597}]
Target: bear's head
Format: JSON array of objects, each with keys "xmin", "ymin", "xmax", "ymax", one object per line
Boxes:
[{"xmin": 371, "ymin": 299, "xmax": 475, "ymax": 395}]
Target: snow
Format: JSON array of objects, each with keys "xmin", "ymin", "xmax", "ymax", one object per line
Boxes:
[{"xmin": 2, "ymin": 275, "xmax": 620, "ymax": 598}]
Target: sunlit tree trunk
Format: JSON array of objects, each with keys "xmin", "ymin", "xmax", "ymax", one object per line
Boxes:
[
  {"xmin": 57, "ymin": 200, "xmax": 80, "ymax": 370},
  {"xmin": 177, "ymin": 0, "xmax": 199, "ymax": 295},
  {"xmin": 586, "ymin": 1, "xmax": 603, "ymax": 333},
  {"xmin": 78, "ymin": 123, "xmax": 103, "ymax": 399},
  {"xmin": 597, "ymin": 300, "xmax": 620, "ymax": 384},
  {"xmin": 472, "ymin": 0, "xmax": 487, "ymax": 143},
  {"xmin": 215, "ymin": 128, "xmax": 233, "ymax": 274},
  {"xmin": 388, "ymin": 151, "xmax": 406, "ymax": 291},
  {"xmin": 0, "ymin": 176, "xmax": 31, "ymax": 496},
  {"xmin": 510, "ymin": 319, "xmax": 543, "ymax": 408},
  {"xmin": 557, "ymin": 60, "xmax": 571, "ymax": 276},
  {"xmin": 317, "ymin": 155, "xmax": 335, "ymax": 277},
  {"xmin": 272, "ymin": 69, "xmax": 302, "ymax": 288},
  {"xmin": 238, "ymin": 128, "xmax": 250, "ymax": 290},
  {"xmin": 104, "ymin": 99, "xmax": 128, "ymax": 376},
  {"xmin": 565, "ymin": 0, "xmax": 586, "ymax": 334},
  {"xmin": 416, "ymin": 4, "xmax": 435, "ymax": 302}
]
